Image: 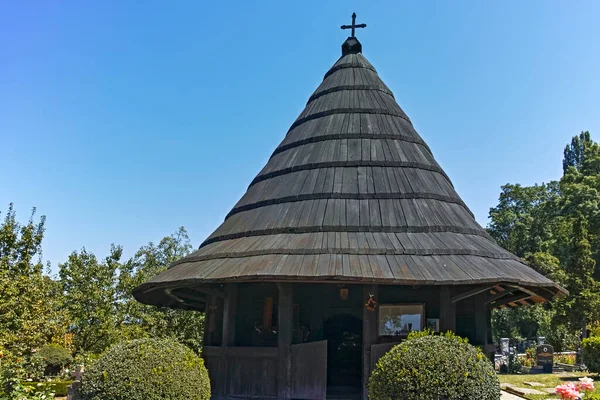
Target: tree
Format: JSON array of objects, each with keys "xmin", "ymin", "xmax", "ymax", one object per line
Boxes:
[
  {"xmin": 0, "ymin": 204, "xmax": 65, "ymax": 358},
  {"xmin": 487, "ymin": 182, "xmax": 559, "ymax": 258},
  {"xmin": 554, "ymin": 133, "xmax": 600, "ymax": 331},
  {"xmin": 562, "ymin": 131, "xmax": 599, "ymax": 175},
  {"xmin": 59, "ymin": 227, "xmax": 205, "ymax": 355},
  {"xmin": 488, "ymin": 132, "xmax": 600, "ymax": 349},
  {"xmin": 59, "ymin": 246, "xmax": 123, "ymax": 354},
  {"xmin": 116, "ymin": 227, "xmax": 204, "ymax": 353}
]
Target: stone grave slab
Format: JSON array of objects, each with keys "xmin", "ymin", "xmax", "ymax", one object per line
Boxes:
[
  {"xmin": 523, "ymin": 381, "xmax": 545, "ymax": 387},
  {"xmin": 510, "ymin": 387, "xmax": 547, "ymax": 396}
]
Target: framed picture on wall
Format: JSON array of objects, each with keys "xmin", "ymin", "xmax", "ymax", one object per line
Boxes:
[
  {"xmin": 426, "ymin": 318, "xmax": 440, "ymax": 333},
  {"xmin": 378, "ymin": 304, "xmax": 425, "ymax": 336}
]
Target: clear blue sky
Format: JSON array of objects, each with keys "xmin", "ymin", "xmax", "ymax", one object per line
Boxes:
[{"xmin": 2, "ymin": 1, "xmax": 599, "ymax": 271}]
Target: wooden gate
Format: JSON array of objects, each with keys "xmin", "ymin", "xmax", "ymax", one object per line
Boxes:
[
  {"xmin": 370, "ymin": 342, "xmax": 396, "ymax": 371},
  {"xmin": 291, "ymin": 340, "xmax": 327, "ymax": 399}
]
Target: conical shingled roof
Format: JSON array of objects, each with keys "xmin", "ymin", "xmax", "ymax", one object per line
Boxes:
[{"xmin": 134, "ymin": 38, "xmax": 566, "ymax": 308}]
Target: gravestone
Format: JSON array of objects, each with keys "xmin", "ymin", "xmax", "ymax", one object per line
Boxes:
[
  {"xmin": 500, "ymin": 338, "xmax": 509, "ymax": 356},
  {"xmin": 536, "ymin": 344, "xmax": 554, "ymax": 373},
  {"xmin": 537, "ymin": 336, "xmax": 546, "ymax": 345}
]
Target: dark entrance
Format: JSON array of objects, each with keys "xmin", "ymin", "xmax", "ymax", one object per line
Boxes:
[{"xmin": 324, "ymin": 314, "xmax": 362, "ymax": 397}]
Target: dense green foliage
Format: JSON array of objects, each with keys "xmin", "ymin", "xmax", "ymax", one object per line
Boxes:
[
  {"xmin": 0, "ymin": 204, "xmax": 205, "ymax": 395},
  {"xmin": 35, "ymin": 345, "xmax": 72, "ymax": 376},
  {"xmin": 582, "ymin": 335, "xmax": 600, "ymax": 373},
  {"xmin": 488, "ymin": 132, "xmax": 600, "ymax": 350},
  {"xmin": 37, "ymin": 345, "xmax": 72, "ymax": 369},
  {"xmin": 79, "ymin": 338, "xmax": 210, "ymax": 400},
  {"xmin": 21, "ymin": 380, "xmax": 71, "ymax": 396},
  {"xmin": 58, "ymin": 227, "xmax": 205, "ymax": 355},
  {"xmin": 0, "ymin": 205, "xmax": 66, "ymax": 360},
  {"xmin": 368, "ymin": 332, "xmax": 500, "ymax": 400}
]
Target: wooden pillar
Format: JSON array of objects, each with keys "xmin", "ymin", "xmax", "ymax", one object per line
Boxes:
[
  {"xmin": 362, "ymin": 284, "xmax": 378, "ymax": 400},
  {"xmin": 219, "ymin": 284, "xmax": 237, "ymax": 396},
  {"xmin": 440, "ymin": 286, "xmax": 456, "ymax": 333},
  {"xmin": 277, "ymin": 283, "xmax": 293, "ymax": 400},
  {"xmin": 474, "ymin": 294, "xmax": 488, "ymax": 346}
]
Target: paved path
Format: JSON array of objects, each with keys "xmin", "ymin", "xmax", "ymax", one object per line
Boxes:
[{"xmin": 501, "ymin": 390, "xmax": 526, "ymax": 400}]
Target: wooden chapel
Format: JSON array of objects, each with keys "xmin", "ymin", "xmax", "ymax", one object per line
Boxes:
[{"xmin": 134, "ymin": 14, "xmax": 566, "ymax": 400}]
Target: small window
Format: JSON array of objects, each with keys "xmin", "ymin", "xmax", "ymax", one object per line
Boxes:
[{"xmin": 378, "ymin": 304, "xmax": 424, "ymax": 336}]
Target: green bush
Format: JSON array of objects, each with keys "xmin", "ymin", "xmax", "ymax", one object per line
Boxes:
[
  {"xmin": 72, "ymin": 352, "xmax": 101, "ymax": 369},
  {"xmin": 507, "ymin": 353, "xmax": 523, "ymax": 374},
  {"xmin": 1, "ymin": 366, "xmax": 54, "ymax": 400},
  {"xmin": 590, "ymin": 322, "xmax": 600, "ymax": 338},
  {"xmin": 582, "ymin": 335, "xmax": 600, "ymax": 373},
  {"xmin": 369, "ymin": 333, "xmax": 501, "ymax": 400},
  {"xmin": 22, "ymin": 380, "xmax": 72, "ymax": 396},
  {"xmin": 79, "ymin": 338, "xmax": 210, "ymax": 400}
]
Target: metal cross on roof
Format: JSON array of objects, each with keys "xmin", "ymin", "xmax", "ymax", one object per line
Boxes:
[{"xmin": 340, "ymin": 12, "xmax": 366, "ymax": 38}]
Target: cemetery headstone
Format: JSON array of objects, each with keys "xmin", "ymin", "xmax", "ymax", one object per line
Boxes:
[
  {"xmin": 537, "ymin": 336, "xmax": 546, "ymax": 345},
  {"xmin": 536, "ymin": 344, "xmax": 554, "ymax": 373},
  {"xmin": 500, "ymin": 338, "xmax": 509, "ymax": 356}
]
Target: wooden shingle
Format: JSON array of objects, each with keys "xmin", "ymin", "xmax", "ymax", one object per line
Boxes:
[{"xmin": 134, "ymin": 42, "xmax": 566, "ymax": 308}]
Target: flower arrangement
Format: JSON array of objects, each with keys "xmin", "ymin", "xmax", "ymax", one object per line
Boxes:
[
  {"xmin": 555, "ymin": 377, "xmax": 595, "ymax": 400},
  {"xmin": 579, "ymin": 376, "xmax": 595, "ymax": 392},
  {"xmin": 555, "ymin": 352, "xmax": 578, "ymax": 365}
]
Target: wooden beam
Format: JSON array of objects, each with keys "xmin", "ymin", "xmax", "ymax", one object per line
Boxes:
[
  {"xmin": 277, "ymin": 283, "xmax": 293, "ymax": 400},
  {"xmin": 492, "ymin": 292, "xmax": 531, "ymax": 308},
  {"xmin": 440, "ymin": 287, "xmax": 456, "ymax": 333},
  {"xmin": 362, "ymin": 284, "xmax": 378, "ymax": 400},
  {"xmin": 451, "ymin": 285, "xmax": 495, "ymax": 303},
  {"xmin": 484, "ymin": 289, "xmax": 516, "ymax": 305},
  {"xmin": 506, "ymin": 284, "xmax": 554, "ymax": 301}
]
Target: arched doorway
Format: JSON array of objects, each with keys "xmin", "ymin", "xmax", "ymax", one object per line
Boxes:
[{"xmin": 324, "ymin": 314, "xmax": 362, "ymax": 396}]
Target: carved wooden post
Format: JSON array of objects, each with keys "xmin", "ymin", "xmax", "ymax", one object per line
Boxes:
[
  {"xmin": 362, "ymin": 284, "xmax": 378, "ymax": 400},
  {"xmin": 220, "ymin": 284, "xmax": 237, "ymax": 396},
  {"xmin": 440, "ymin": 286, "xmax": 456, "ymax": 332},
  {"xmin": 277, "ymin": 283, "xmax": 293, "ymax": 400}
]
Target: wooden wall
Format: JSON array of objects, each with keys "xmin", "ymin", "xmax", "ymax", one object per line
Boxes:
[{"xmin": 202, "ymin": 283, "xmax": 490, "ymax": 400}]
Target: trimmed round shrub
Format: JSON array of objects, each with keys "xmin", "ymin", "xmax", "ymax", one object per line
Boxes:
[
  {"xmin": 369, "ymin": 333, "xmax": 500, "ymax": 400},
  {"xmin": 582, "ymin": 336, "xmax": 600, "ymax": 373},
  {"xmin": 79, "ymin": 338, "xmax": 210, "ymax": 400},
  {"xmin": 37, "ymin": 344, "xmax": 73, "ymax": 376}
]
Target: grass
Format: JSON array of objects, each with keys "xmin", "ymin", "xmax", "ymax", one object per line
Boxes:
[{"xmin": 498, "ymin": 372, "xmax": 599, "ymax": 399}]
